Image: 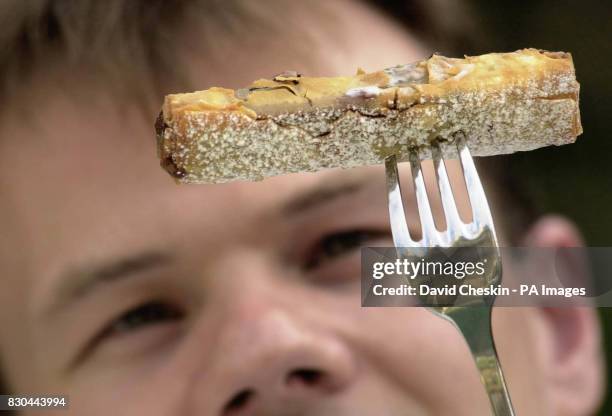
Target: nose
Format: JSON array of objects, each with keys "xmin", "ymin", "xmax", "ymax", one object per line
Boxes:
[
  {"xmin": 222, "ymin": 369, "xmax": 340, "ymax": 416},
  {"xmin": 216, "ymin": 307, "xmax": 357, "ymax": 416},
  {"xmin": 184, "ymin": 286, "xmax": 357, "ymax": 416},
  {"xmin": 180, "ymin": 249, "xmax": 359, "ymax": 415}
]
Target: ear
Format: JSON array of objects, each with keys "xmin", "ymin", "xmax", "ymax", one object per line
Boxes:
[
  {"xmin": 520, "ymin": 214, "xmax": 584, "ymax": 247},
  {"xmin": 522, "ymin": 215, "xmax": 604, "ymax": 415}
]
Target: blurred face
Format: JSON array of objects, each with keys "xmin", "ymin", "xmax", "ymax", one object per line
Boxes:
[{"xmin": 0, "ymin": 1, "xmax": 603, "ymax": 415}]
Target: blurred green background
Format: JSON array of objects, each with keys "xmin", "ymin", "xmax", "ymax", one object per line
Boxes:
[{"xmin": 469, "ymin": 0, "xmax": 612, "ymax": 413}]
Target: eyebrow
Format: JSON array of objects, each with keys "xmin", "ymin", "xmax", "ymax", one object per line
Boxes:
[
  {"xmin": 40, "ymin": 251, "xmax": 173, "ymax": 319},
  {"xmin": 280, "ymin": 177, "xmax": 368, "ymax": 215}
]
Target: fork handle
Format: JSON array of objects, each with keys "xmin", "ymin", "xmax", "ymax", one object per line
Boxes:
[
  {"xmin": 452, "ymin": 307, "xmax": 516, "ymax": 416},
  {"xmin": 474, "ymin": 349, "xmax": 515, "ymax": 416}
]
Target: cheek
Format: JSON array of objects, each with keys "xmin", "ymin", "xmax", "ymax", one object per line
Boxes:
[
  {"xmin": 66, "ymin": 381, "xmax": 183, "ymax": 416},
  {"xmin": 63, "ymin": 346, "xmax": 190, "ymax": 416},
  {"xmin": 339, "ymin": 305, "xmax": 492, "ymax": 413},
  {"xmin": 493, "ymin": 308, "xmax": 549, "ymax": 414}
]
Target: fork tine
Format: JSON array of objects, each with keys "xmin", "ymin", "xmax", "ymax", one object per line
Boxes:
[
  {"xmin": 384, "ymin": 155, "xmax": 417, "ymax": 248},
  {"xmin": 409, "ymin": 151, "xmax": 440, "ymax": 247},
  {"xmin": 432, "ymin": 145, "xmax": 464, "ymax": 242},
  {"xmin": 456, "ymin": 135, "xmax": 497, "ymax": 238}
]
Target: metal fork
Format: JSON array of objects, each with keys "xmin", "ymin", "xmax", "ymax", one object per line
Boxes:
[{"xmin": 384, "ymin": 135, "xmax": 516, "ymax": 416}]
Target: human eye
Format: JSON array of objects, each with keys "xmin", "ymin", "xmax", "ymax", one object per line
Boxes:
[
  {"xmin": 101, "ymin": 300, "xmax": 184, "ymax": 338},
  {"xmin": 302, "ymin": 227, "xmax": 391, "ymax": 285},
  {"xmin": 305, "ymin": 229, "xmax": 388, "ymax": 268},
  {"xmin": 65, "ymin": 296, "xmax": 188, "ymax": 369},
  {"xmin": 75, "ymin": 298, "xmax": 187, "ymax": 365}
]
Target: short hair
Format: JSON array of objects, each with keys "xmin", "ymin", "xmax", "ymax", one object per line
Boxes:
[
  {"xmin": 0, "ymin": 0, "xmax": 481, "ymax": 110},
  {"xmin": 367, "ymin": 0, "xmax": 482, "ymax": 53}
]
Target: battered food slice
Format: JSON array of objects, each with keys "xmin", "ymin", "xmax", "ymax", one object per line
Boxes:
[{"xmin": 156, "ymin": 48, "xmax": 581, "ymax": 184}]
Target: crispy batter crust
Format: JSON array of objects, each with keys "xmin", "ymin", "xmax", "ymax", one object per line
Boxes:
[{"xmin": 157, "ymin": 49, "xmax": 581, "ymax": 183}]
